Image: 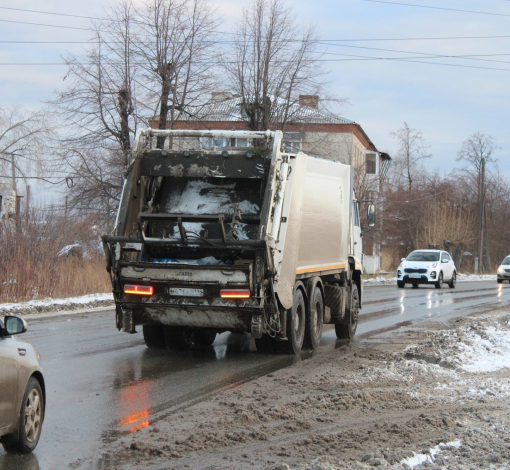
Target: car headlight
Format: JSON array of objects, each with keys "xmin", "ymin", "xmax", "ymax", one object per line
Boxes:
[
  {"xmin": 400, "ymin": 263, "xmax": 406, "ymax": 268},
  {"xmin": 497, "ymin": 267, "xmax": 504, "ymax": 274},
  {"xmin": 428, "ymin": 263, "xmax": 437, "ymax": 269}
]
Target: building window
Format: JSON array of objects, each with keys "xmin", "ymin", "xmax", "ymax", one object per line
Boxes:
[
  {"xmin": 199, "ymin": 137, "xmax": 230, "ymax": 149},
  {"xmin": 282, "ymin": 132, "xmax": 303, "ymax": 153},
  {"xmin": 366, "ymin": 153, "xmax": 377, "ymax": 174},
  {"xmin": 235, "ymin": 138, "xmax": 248, "ymax": 147}
]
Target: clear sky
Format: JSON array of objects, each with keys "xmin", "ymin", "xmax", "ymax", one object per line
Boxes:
[{"xmin": 1, "ymin": 0, "xmax": 509, "ymax": 203}]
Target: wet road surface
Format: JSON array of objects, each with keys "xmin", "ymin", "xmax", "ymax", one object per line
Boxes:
[{"xmin": 1, "ymin": 281, "xmax": 509, "ymax": 470}]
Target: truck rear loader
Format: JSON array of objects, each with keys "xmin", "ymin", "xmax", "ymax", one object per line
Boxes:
[{"xmin": 103, "ymin": 129, "xmax": 375, "ymax": 354}]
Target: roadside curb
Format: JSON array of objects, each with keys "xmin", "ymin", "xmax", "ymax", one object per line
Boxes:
[{"xmin": 21, "ymin": 305, "xmax": 115, "ymax": 321}]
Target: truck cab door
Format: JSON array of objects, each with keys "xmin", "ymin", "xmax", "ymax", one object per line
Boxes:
[{"xmin": 352, "ymin": 200, "xmax": 362, "ymax": 262}]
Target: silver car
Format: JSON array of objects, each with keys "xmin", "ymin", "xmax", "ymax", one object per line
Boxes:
[{"xmin": 0, "ymin": 315, "xmax": 45, "ymax": 453}]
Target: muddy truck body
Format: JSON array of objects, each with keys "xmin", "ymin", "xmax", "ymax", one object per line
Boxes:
[{"xmin": 103, "ymin": 129, "xmax": 374, "ymax": 354}]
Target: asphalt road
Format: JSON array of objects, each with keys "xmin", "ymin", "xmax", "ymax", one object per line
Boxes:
[{"xmin": 1, "ymin": 280, "xmax": 509, "ymax": 470}]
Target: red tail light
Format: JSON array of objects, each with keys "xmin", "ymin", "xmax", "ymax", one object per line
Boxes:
[
  {"xmin": 124, "ymin": 285, "xmax": 153, "ymax": 296},
  {"xmin": 220, "ymin": 289, "xmax": 250, "ymax": 299}
]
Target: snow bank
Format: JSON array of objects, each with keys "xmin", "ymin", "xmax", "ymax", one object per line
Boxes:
[
  {"xmin": 455, "ymin": 325, "xmax": 510, "ymax": 373},
  {"xmin": 363, "ymin": 276, "xmax": 397, "ymax": 285},
  {"xmin": 456, "ymin": 273, "xmax": 496, "ymax": 282},
  {"xmin": 403, "ymin": 316, "xmax": 510, "ymax": 374},
  {"xmin": 363, "ymin": 273, "xmax": 497, "ymax": 286},
  {"xmin": 0, "ymin": 293, "xmax": 114, "ymax": 314}
]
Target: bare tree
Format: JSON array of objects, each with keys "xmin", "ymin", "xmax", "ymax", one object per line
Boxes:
[
  {"xmin": 51, "ymin": 0, "xmax": 142, "ymax": 223},
  {"xmin": 224, "ymin": 0, "xmax": 327, "ymax": 132},
  {"xmin": 0, "ymin": 107, "xmax": 50, "ymax": 197},
  {"xmin": 135, "ymin": 0, "xmax": 219, "ymax": 148},
  {"xmin": 457, "ymin": 132, "xmax": 497, "ymax": 272},
  {"xmin": 54, "ymin": 1, "xmax": 140, "ymax": 164},
  {"xmin": 390, "ymin": 122, "xmax": 431, "ymax": 192}
]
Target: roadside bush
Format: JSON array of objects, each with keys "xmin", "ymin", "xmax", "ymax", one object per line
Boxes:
[{"xmin": 0, "ymin": 209, "xmax": 110, "ymax": 303}]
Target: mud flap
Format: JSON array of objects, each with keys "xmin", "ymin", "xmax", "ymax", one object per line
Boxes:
[
  {"xmin": 251, "ymin": 314, "xmax": 262, "ymax": 338},
  {"xmin": 324, "ymin": 284, "xmax": 347, "ymax": 324},
  {"xmin": 115, "ymin": 304, "xmax": 123, "ymax": 330},
  {"xmin": 122, "ymin": 308, "xmax": 137, "ymax": 334}
]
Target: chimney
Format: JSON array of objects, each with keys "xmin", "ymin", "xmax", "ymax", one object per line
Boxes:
[
  {"xmin": 211, "ymin": 91, "xmax": 234, "ymax": 102},
  {"xmin": 299, "ymin": 95, "xmax": 319, "ymax": 110}
]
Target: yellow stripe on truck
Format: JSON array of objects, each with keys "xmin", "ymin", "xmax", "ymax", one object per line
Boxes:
[{"xmin": 296, "ymin": 263, "xmax": 346, "ymax": 275}]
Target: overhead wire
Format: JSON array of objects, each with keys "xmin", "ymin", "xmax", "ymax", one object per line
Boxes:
[
  {"xmin": 2, "ymin": 5, "xmax": 510, "ymax": 74},
  {"xmin": 0, "ymin": 6, "xmax": 106, "ymax": 20},
  {"xmin": 362, "ymin": 0, "xmax": 510, "ymax": 17}
]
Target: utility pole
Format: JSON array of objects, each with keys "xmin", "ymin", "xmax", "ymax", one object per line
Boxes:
[
  {"xmin": 10, "ymin": 152, "xmax": 21, "ymax": 234},
  {"xmin": 25, "ymin": 184, "xmax": 30, "ymax": 223},
  {"xmin": 10, "ymin": 153, "xmax": 16, "ymax": 193},
  {"xmin": 478, "ymin": 157, "xmax": 486, "ymax": 273}
]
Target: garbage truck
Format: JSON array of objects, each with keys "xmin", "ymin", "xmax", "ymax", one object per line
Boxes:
[{"xmin": 103, "ymin": 129, "xmax": 375, "ymax": 354}]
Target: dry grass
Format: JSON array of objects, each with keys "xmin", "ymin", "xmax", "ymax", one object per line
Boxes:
[{"xmin": 0, "ymin": 209, "xmax": 111, "ymax": 303}]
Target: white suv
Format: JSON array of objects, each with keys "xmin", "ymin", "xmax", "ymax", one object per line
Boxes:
[
  {"xmin": 397, "ymin": 250, "xmax": 456, "ymax": 289},
  {"xmin": 497, "ymin": 255, "xmax": 510, "ymax": 283}
]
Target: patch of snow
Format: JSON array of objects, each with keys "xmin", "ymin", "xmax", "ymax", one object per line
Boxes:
[
  {"xmin": 401, "ymin": 440, "xmax": 461, "ymax": 468},
  {"xmin": 152, "ymin": 256, "xmax": 232, "ymax": 266},
  {"xmin": 57, "ymin": 244, "xmax": 82, "ymax": 257},
  {"xmin": 0, "ymin": 293, "xmax": 113, "ymax": 313},
  {"xmin": 124, "ymin": 243, "xmax": 142, "ymax": 250},
  {"xmin": 163, "ymin": 180, "xmax": 259, "ymax": 215}
]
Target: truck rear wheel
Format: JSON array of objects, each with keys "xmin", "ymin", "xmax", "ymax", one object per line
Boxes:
[
  {"xmin": 335, "ymin": 283, "xmax": 359, "ymax": 339},
  {"xmin": 164, "ymin": 326, "xmax": 189, "ymax": 350},
  {"xmin": 191, "ymin": 329, "xmax": 217, "ymax": 347},
  {"xmin": 255, "ymin": 334, "xmax": 276, "ymax": 353},
  {"xmin": 143, "ymin": 325, "xmax": 166, "ymax": 349},
  {"xmin": 276, "ymin": 287, "xmax": 306, "ymax": 355},
  {"xmin": 304, "ymin": 285, "xmax": 323, "ymax": 350}
]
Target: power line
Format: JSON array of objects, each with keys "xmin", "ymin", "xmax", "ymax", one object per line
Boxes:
[
  {"xmin": 0, "ymin": 6, "xmax": 105, "ymax": 20},
  {"xmin": 0, "ymin": 19, "xmax": 89, "ymax": 30},
  {"xmin": 5, "ymin": 34, "xmax": 510, "ymax": 45},
  {"xmin": 363, "ymin": 0, "xmax": 510, "ymax": 17},
  {"xmin": 3, "ymin": 57, "xmax": 510, "ymax": 72}
]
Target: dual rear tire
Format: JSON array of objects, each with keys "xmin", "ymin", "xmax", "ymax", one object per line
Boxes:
[
  {"xmin": 257, "ymin": 283, "xmax": 325, "ymax": 355},
  {"xmin": 257, "ymin": 280, "xmax": 359, "ymax": 354}
]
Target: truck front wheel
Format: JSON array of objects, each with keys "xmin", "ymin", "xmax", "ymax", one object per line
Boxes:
[
  {"xmin": 276, "ymin": 287, "xmax": 306, "ymax": 355},
  {"xmin": 335, "ymin": 283, "xmax": 359, "ymax": 339}
]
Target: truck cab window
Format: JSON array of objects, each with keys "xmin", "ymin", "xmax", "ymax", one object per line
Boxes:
[{"xmin": 353, "ymin": 202, "xmax": 360, "ymax": 227}]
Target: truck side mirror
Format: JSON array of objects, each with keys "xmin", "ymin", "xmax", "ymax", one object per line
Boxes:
[{"xmin": 367, "ymin": 203, "xmax": 376, "ymax": 227}]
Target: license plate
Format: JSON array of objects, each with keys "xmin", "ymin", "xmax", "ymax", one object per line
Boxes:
[
  {"xmin": 409, "ymin": 274, "xmax": 421, "ymax": 279},
  {"xmin": 168, "ymin": 287, "xmax": 204, "ymax": 297}
]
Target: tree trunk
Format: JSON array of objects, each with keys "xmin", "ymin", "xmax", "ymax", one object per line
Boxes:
[
  {"xmin": 156, "ymin": 63, "xmax": 174, "ymax": 150},
  {"xmin": 118, "ymin": 88, "xmax": 131, "ymax": 165}
]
